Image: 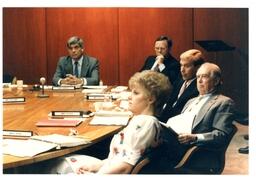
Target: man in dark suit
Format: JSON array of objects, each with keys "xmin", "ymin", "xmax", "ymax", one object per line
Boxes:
[
  {"xmin": 140, "ymin": 35, "xmax": 180, "ymax": 84},
  {"xmin": 159, "ymin": 49, "xmax": 205, "ymax": 123},
  {"xmin": 158, "ymin": 62, "xmax": 237, "ymax": 171},
  {"xmin": 52, "ymin": 36, "xmax": 99, "ymax": 86}
]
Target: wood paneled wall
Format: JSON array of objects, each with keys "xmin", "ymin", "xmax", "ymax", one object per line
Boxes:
[
  {"xmin": 193, "ymin": 8, "xmax": 248, "ymax": 114},
  {"xmin": 3, "ymin": 8, "xmax": 47, "ymax": 83},
  {"xmin": 3, "ymin": 8, "xmax": 248, "ymax": 113}
]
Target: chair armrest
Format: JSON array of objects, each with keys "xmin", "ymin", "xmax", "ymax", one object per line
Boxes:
[
  {"xmin": 131, "ymin": 158, "xmax": 150, "ymax": 174},
  {"xmin": 174, "ymin": 146, "xmax": 199, "ymax": 169}
]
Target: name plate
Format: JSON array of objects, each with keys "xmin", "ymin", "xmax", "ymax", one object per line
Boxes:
[
  {"xmin": 3, "ymin": 97, "xmax": 26, "ymax": 104},
  {"xmin": 52, "ymin": 111, "xmax": 83, "ymax": 117},
  {"xmin": 85, "ymin": 93, "xmax": 113, "ymax": 100},
  {"xmin": 51, "ymin": 111, "xmax": 92, "ymax": 118},
  {"xmin": 3, "ymin": 130, "xmax": 33, "ymax": 137},
  {"xmin": 52, "ymin": 86, "xmax": 76, "ymax": 90}
]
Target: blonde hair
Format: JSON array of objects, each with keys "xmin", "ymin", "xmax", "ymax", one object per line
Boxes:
[
  {"xmin": 129, "ymin": 70, "xmax": 172, "ymax": 116},
  {"xmin": 180, "ymin": 49, "xmax": 205, "ymax": 66}
]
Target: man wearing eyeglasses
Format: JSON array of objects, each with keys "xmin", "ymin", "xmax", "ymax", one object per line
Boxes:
[{"xmin": 140, "ymin": 35, "xmax": 180, "ymax": 84}]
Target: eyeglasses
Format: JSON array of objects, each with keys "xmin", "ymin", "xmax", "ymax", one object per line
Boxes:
[{"xmin": 154, "ymin": 47, "xmax": 167, "ymax": 51}]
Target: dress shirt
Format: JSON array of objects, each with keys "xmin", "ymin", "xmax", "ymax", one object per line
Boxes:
[{"xmin": 150, "ymin": 60, "xmax": 166, "ymax": 72}]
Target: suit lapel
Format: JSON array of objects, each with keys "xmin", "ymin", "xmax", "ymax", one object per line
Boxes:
[
  {"xmin": 177, "ymin": 79, "xmax": 196, "ymax": 105},
  {"xmin": 80, "ymin": 55, "xmax": 89, "ymax": 77},
  {"xmin": 64, "ymin": 57, "xmax": 73, "ymax": 74},
  {"xmin": 192, "ymin": 94, "xmax": 219, "ymax": 129}
]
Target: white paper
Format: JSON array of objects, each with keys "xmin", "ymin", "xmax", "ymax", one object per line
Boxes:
[
  {"xmin": 82, "ymin": 85, "xmax": 107, "ymax": 89},
  {"xmin": 165, "ymin": 112, "xmax": 195, "ymax": 134},
  {"xmin": 82, "ymin": 89, "xmax": 105, "ymax": 94},
  {"xmin": 110, "ymin": 86, "xmax": 128, "ymax": 93},
  {"xmin": 3, "ymin": 139, "xmax": 57, "ymax": 157},
  {"xmin": 90, "ymin": 116, "xmax": 129, "ymax": 126},
  {"xmin": 3, "ymin": 134, "xmax": 91, "ymax": 157},
  {"xmin": 90, "ymin": 110, "xmax": 132, "ymax": 126},
  {"xmin": 30, "ymin": 134, "xmax": 90, "ymax": 147}
]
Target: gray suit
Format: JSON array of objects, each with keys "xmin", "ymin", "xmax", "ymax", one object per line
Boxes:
[
  {"xmin": 52, "ymin": 55, "xmax": 99, "ymax": 86},
  {"xmin": 182, "ymin": 93, "xmax": 235, "ymax": 148}
]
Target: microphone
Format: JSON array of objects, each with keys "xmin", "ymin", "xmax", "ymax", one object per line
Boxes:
[{"xmin": 37, "ymin": 77, "xmax": 49, "ymax": 98}]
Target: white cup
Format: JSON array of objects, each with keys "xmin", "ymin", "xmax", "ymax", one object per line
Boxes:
[{"xmin": 17, "ymin": 80, "xmax": 23, "ymax": 89}]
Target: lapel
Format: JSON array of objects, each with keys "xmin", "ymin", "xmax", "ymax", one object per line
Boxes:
[
  {"xmin": 177, "ymin": 79, "xmax": 197, "ymax": 104},
  {"xmin": 64, "ymin": 57, "xmax": 73, "ymax": 74},
  {"xmin": 192, "ymin": 94, "xmax": 219, "ymax": 129},
  {"xmin": 80, "ymin": 55, "xmax": 89, "ymax": 77}
]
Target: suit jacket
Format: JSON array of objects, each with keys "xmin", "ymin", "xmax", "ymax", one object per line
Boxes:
[
  {"xmin": 140, "ymin": 55, "xmax": 181, "ymax": 84},
  {"xmin": 182, "ymin": 93, "xmax": 236, "ymax": 148},
  {"xmin": 52, "ymin": 55, "xmax": 99, "ymax": 86},
  {"xmin": 159, "ymin": 78, "xmax": 199, "ymax": 123}
]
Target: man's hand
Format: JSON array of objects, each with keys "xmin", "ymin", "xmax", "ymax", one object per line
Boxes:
[
  {"xmin": 60, "ymin": 75, "xmax": 83, "ymax": 85},
  {"xmin": 155, "ymin": 55, "xmax": 165, "ymax": 65},
  {"xmin": 178, "ymin": 133, "xmax": 197, "ymax": 144}
]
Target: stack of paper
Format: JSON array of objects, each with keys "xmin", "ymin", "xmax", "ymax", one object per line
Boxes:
[
  {"xmin": 111, "ymin": 86, "xmax": 128, "ymax": 93},
  {"xmin": 90, "ymin": 110, "xmax": 133, "ymax": 126},
  {"xmin": 82, "ymin": 85, "xmax": 108, "ymax": 94},
  {"xmin": 3, "ymin": 134, "xmax": 90, "ymax": 157}
]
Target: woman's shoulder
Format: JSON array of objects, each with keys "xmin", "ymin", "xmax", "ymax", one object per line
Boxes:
[{"xmin": 130, "ymin": 115, "xmax": 159, "ymax": 126}]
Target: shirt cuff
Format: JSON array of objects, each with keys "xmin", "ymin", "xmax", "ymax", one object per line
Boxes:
[
  {"xmin": 57, "ymin": 79, "xmax": 62, "ymax": 86},
  {"xmin": 158, "ymin": 63, "xmax": 165, "ymax": 72},
  {"xmin": 196, "ymin": 134, "xmax": 205, "ymax": 142},
  {"xmin": 82, "ymin": 78, "xmax": 87, "ymax": 85}
]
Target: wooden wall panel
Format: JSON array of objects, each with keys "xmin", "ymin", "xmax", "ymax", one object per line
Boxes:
[
  {"xmin": 46, "ymin": 8, "xmax": 119, "ymax": 85},
  {"xmin": 3, "ymin": 8, "xmax": 47, "ymax": 84},
  {"xmin": 3, "ymin": 8, "xmax": 248, "ymax": 114},
  {"xmin": 194, "ymin": 8, "xmax": 248, "ymax": 114},
  {"xmin": 118, "ymin": 8, "xmax": 193, "ymax": 85}
]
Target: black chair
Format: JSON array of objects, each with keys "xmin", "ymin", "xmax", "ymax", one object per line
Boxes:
[{"xmin": 131, "ymin": 125, "xmax": 237, "ymax": 174}]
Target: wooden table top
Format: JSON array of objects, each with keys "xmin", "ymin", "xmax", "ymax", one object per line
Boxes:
[{"xmin": 3, "ymin": 86, "xmax": 124, "ymax": 169}]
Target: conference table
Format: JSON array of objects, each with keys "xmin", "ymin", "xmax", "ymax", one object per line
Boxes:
[{"xmin": 3, "ymin": 85, "xmax": 125, "ymax": 170}]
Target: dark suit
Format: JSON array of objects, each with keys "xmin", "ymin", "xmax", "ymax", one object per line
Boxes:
[
  {"xmin": 159, "ymin": 78, "xmax": 199, "ymax": 123},
  {"xmin": 140, "ymin": 55, "xmax": 180, "ymax": 84},
  {"xmin": 52, "ymin": 55, "xmax": 99, "ymax": 86}
]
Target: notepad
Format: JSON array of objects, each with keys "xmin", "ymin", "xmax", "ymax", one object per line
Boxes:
[{"xmin": 36, "ymin": 119, "xmax": 83, "ymax": 127}]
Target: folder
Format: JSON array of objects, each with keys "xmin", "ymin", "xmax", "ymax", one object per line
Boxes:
[{"xmin": 36, "ymin": 119, "xmax": 82, "ymax": 127}]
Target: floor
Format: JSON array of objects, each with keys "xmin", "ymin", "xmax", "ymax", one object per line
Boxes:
[{"xmin": 222, "ymin": 122, "xmax": 248, "ymax": 174}]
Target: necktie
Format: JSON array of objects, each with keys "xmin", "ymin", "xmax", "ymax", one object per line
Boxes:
[
  {"xmin": 178, "ymin": 81, "xmax": 188, "ymax": 98},
  {"xmin": 74, "ymin": 61, "xmax": 79, "ymax": 77}
]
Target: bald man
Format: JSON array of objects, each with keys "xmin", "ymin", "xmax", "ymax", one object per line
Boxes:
[{"xmin": 159, "ymin": 49, "xmax": 205, "ymax": 123}]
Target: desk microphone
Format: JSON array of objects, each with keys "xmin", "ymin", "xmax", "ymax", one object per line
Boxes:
[{"xmin": 37, "ymin": 77, "xmax": 49, "ymax": 98}]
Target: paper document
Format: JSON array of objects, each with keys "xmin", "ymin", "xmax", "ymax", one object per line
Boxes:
[
  {"xmin": 90, "ymin": 110, "xmax": 132, "ymax": 126},
  {"xmin": 82, "ymin": 85, "xmax": 108, "ymax": 89},
  {"xmin": 30, "ymin": 134, "xmax": 90, "ymax": 147},
  {"xmin": 82, "ymin": 88, "xmax": 105, "ymax": 94},
  {"xmin": 3, "ymin": 134, "xmax": 90, "ymax": 157},
  {"xmin": 164, "ymin": 112, "xmax": 195, "ymax": 134},
  {"xmin": 111, "ymin": 86, "xmax": 128, "ymax": 93}
]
